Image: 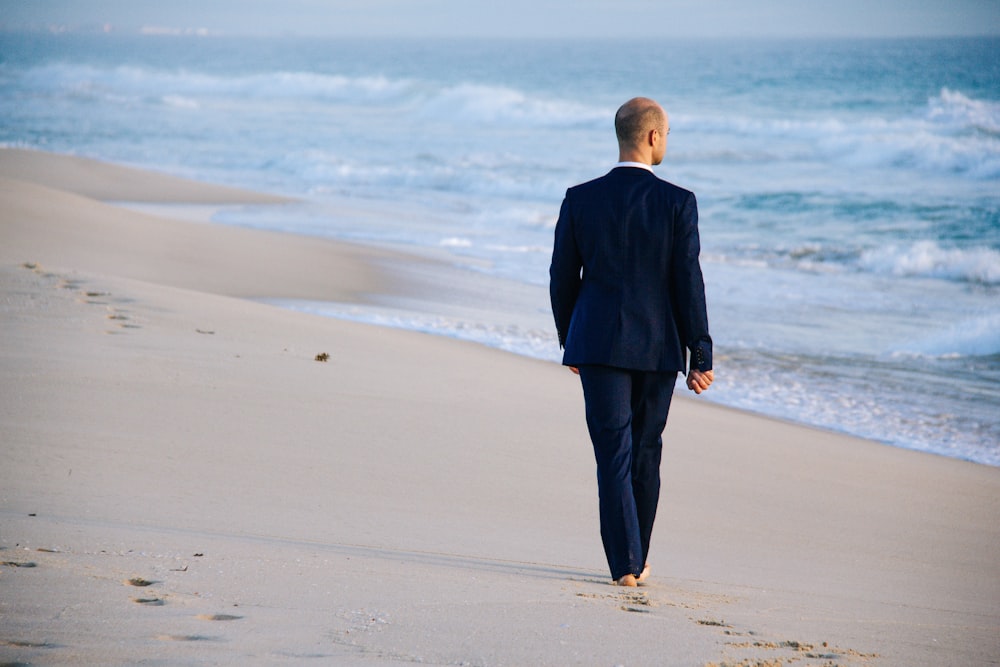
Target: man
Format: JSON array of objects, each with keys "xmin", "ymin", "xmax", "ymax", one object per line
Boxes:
[{"xmin": 549, "ymin": 97, "xmax": 713, "ymax": 587}]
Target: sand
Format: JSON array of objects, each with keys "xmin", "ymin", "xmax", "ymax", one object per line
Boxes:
[{"xmin": 1, "ymin": 148, "xmax": 998, "ymax": 666}]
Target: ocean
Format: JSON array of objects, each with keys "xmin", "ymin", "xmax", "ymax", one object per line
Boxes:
[{"xmin": 2, "ymin": 33, "xmax": 998, "ymax": 465}]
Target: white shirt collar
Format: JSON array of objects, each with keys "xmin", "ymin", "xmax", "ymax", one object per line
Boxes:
[{"xmin": 614, "ymin": 161, "xmax": 654, "ymax": 173}]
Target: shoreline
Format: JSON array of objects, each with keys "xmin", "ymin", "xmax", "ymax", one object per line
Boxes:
[
  {"xmin": 2, "ymin": 148, "xmax": 998, "ymax": 666},
  {"xmin": 5, "ymin": 147, "xmax": 995, "ymax": 466}
]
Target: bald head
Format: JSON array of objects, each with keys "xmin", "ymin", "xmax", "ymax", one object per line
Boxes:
[
  {"xmin": 614, "ymin": 97, "xmax": 669, "ymax": 165},
  {"xmin": 615, "ymin": 98, "xmax": 666, "ymax": 148}
]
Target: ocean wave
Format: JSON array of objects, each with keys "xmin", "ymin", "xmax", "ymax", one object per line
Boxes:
[
  {"xmin": 16, "ymin": 63, "xmax": 421, "ymax": 105},
  {"xmin": 414, "ymin": 82, "xmax": 606, "ymax": 127},
  {"xmin": 11, "ymin": 61, "xmax": 605, "ymax": 128},
  {"xmin": 683, "ymin": 89, "xmax": 1000, "ymax": 179},
  {"xmin": 440, "ymin": 237, "xmax": 472, "ymax": 248},
  {"xmin": 929, "ymin": 88, "xmax": 1000, "ymax": 137},
  {"xmin": 707, "ymin": 239, "xmax": 1000, "ymax": 287},
  {"xmin": 892, "ymin": 312, "xmax": 1000, "ymax": 358},
  {"xmin": 859, "ymin": 240, "xmax": 1000, "ymax": 285},
  {"xmin": 161, "ymin": 94, "xmax": 199, "ymax": 109},
  {"xmin": 903, "ymin": 89, "xmax": 1000, "ymax": 178},
  {"xmin": 14, "ymin": 61, "xmax": 998, "ymax": 180},
  {"xmin": 708, "ymin": 246, "xmax": 854, "ymax": 274},
  {"xmin": 280, "ymin": 145, "xmax": 569, "ymax": 204}
]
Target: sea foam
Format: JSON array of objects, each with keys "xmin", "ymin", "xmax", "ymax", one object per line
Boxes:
[
  {"xmin": 682, "ymin": 89, "xmax": 1000, "ymax": 179},
  {"xmin": 859, "ymin": 241, "xmax": 1000, "ymax": 285},
  {"xmin": 893, "ymin": 312, "xmax": 1000, "ymax": 358}
]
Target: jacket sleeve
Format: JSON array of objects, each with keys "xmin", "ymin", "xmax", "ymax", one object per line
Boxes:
[
  {"xmin": 671, "ymin": 192, "xmax": 713, "ymax": 372},
  {"xmin": 549, "ymin": 193, "xmax": 582, "ymax": 350}
]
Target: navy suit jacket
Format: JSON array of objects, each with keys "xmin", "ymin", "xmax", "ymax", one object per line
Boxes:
[{"xmin": 549, "ymin": 166, "xmax": 712, "ymax": 373}]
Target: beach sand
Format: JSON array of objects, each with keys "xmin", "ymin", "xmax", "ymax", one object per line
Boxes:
[{"xmin": 1, "ymin": 149, "xmax": 998, "ymax": 666}]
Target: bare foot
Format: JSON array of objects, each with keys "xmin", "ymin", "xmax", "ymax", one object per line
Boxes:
[
  {"xmin": 637, "ymin": 564, "xmax": 650, "ymax": 583},
  {"xmin": 615, "ymin": 574, "xmax": 638, "ymax": 587}
]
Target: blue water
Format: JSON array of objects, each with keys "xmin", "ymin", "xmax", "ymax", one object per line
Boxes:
[{"xmin": 2, "ymin": 34, "xmax": 999, "ymax": 465}]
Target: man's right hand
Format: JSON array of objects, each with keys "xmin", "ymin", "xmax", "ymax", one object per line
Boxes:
[{"xmin": 686, "ymin": 369, "xmax": 713, "ymax": 394}]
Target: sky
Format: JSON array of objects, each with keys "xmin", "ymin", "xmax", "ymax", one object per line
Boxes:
[{"xmin": 1, "ymin": 0, "xmax": 998, "ymax": 39}]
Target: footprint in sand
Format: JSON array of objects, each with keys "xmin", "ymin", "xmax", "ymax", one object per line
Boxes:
[
  {"xmin": 104, "ymin": 307, "xmax": 142, "ymax": 333},
  {"xmin": 125, "ymin": 577, "xmax": 155, "ymax": 587},
  {"xmin": 101, "ymin": 299, "xmax": 145, "ymax": 328},
  {"xmin": 196, "ymin": 614, "xmax": 242, "ymax": 621},
  {"xmin": 711, "ymin": 630, "xmax": 880, "ymax": 666},
  {"xmin": 576, "ymin": 588, "xmax": 655, "ymax": 613},
  {"xmin": 22, "ymin": 261, "xmax": 61, "ymax": 282},
  {"xmin": 1, "ymin": 638, "xmax": 60, "ymax": 649},
  {"xmin": 78, "ymin": 289, "xmax": 111, "ymax": 305},
  {"xmin": 155, "ymin": 634, "xmax": 216, "ymax": 642},
  {"xmin": 22, "ymin": 262, "xmax": 49, "ymax": 277},
  {"xmin": 621, "ymin": 605, "xmax": 651, "ymax": 613},
  {"xmin": 619, "ymin": 590, "xmax": 654, "ymax": 613},
  {"xmin": 132, "ymin": 597, "xmax": 165, "ymax": 606}
]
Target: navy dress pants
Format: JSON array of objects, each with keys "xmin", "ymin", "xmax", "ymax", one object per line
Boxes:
[{"xmin": 578, "ymin": 365, "xmax": 678, "ymax": 580}]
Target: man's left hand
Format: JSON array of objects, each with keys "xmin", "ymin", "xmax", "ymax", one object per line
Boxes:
[{"xmin": 686, "ymin": 369, "xmax": 714, "ymax": 394}]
